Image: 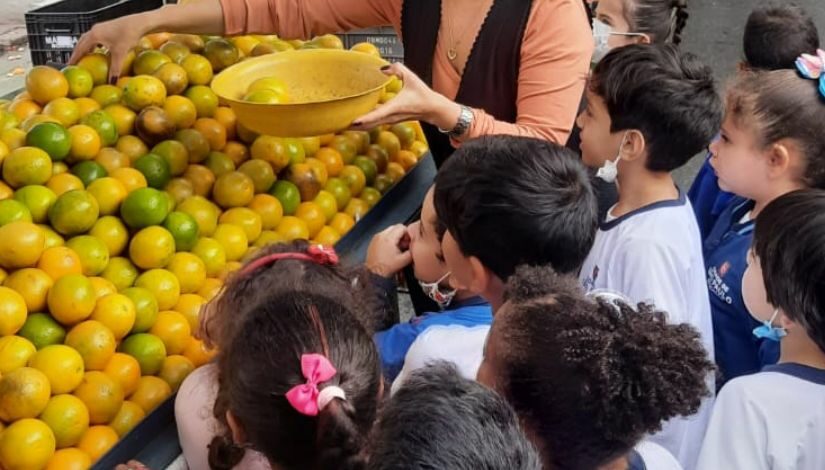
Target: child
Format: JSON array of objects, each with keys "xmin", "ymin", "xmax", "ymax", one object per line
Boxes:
[
  {"xmin": 591, "ymin": 0, "xmax": 689, "ymax": 62},
  {"xmin": 366, "ymin": 187, "xmax": 492, "ymax": 386},
  {"xmin": 689, "ymin": 2, "xmax": 820, "ymax": 237},
  {"xmin": 478, "ymin": 265, "xmax": 714, "ymax": 470},
  {"xmin": 575, "ymin": 44, "xmax": 721, "ymax": 469},
  {"xmin": 433, "ymin": 134, "xmax": 599, "ymax": 313},
  {"xmin": 697, "ymin": 190, "xmax": 825, "ymax": 470},
  {"xmin": 704, "ymin": 68, "xmax": 825, "ymax": 386},
  {"xmin": 176, "ymin": 241, "xmax": 381, "ymax": 470},
  {"xmin": 367, "ymin": 362, "xmax": 541, "ymax": 470}
]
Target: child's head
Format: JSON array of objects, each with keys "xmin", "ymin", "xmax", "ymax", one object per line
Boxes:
[
  {"xmin": 406, "ymin": 186, "xmax": 455, "ymax": 303},
  {"xmin": 209, "ymin": 280, "xmax": 382, "ymax": 469},
  {"xmin": 433, "ymin": 135, "xmax": 598, "ymax": 308},
  {"xmin": 743, "ymin": 2, "xmax": 820, "ymax": 71},
  {"xmin": 709, "ymin": 71, "xmax": 825, "ymax": 201},
  {"xmin": 743, "ymin": 189, "xmax": 825, "ymax": 355},
  {"xmin": 577, "ymin": 44, "xmax": 722, "ymax": 178},
  {"xmin": 592, "ymin": 0, "xmax": 688, "ymax": 55},
  {"xmin": 368, "ymin": 362, "xmax": 541, "ymax": 470},
  {"xmin": 478, "ymin": 265, "xmax": 714, "ymax": 469}
]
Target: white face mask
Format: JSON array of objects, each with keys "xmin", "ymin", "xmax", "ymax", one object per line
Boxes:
[
  {"xmin": 596, "ymin": 132, "xmax": 628, "ymax": 183},
  {"xmin": 591, "ymin": 19, "xmax": 649, "ymax": 64},
  {"xmin": 418, "ymin": 272, "xmax": 457, "ymax": 310}
]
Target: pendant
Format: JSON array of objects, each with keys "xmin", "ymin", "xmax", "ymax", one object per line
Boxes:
[{"xmin": 447, "ymin": 48, "xmax": 457, "ymax": 61}]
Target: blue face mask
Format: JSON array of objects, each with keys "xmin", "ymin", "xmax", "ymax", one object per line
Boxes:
[{"xmin": 752, "ymin": 309, "xmax": 787, "ymax": 342}]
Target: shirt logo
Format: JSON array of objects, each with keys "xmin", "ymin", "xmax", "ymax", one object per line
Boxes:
[
  {"xmin": 582, "ymin": 265, "xmax": 599, "ymax": 292},
  {"xmin": 719, "ymin": 261, "xmax": 731, "ymax": 277},
  {"xmin": 707, "ymin": 265, "xmax": 733, "ymax": 305}
]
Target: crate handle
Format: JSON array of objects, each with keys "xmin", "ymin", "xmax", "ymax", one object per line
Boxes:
[{"xmin": 44, "ymin": 28, "xmax": 72, "ymax": 34}]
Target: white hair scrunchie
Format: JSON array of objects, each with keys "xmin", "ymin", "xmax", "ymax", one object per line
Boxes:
[{"xmin": 317, "ymin": 385, "xmax": 347, "ymax": 412}]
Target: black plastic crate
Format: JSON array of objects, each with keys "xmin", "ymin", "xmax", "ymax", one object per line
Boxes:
[
  {"xmin": 341, "ymin": 26, "xmax": 404, "ymax": 63},
  {"xmin": 25, "ymin": 0, "xmax": 165, "ymax": 67}
]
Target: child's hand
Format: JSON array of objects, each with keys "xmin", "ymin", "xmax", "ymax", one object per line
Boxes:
[{"xmin": 366, "ymin": 224, "xmax": 413, "ymax": 278}]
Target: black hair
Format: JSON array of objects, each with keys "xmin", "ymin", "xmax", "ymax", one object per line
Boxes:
[
  {"xmin": 367, "ymin": 362, "xmax": 542, "ymax": 470},
  {"xmin": 591, "ymin": 43, "xmax": 722, "ymax": 172},
  {"xmin": 624, "ymin": 0, "xmax": 689, "ymax": 45},
  {"xmin": 209, "ymin": 291, "xmax": 381, "ymax": 470},
  {"xmin": 488, "ymin": 265, "xmax": 714, "ymax": 469},
  {"xmin": 753, "ymin": 189, "xmax": 825, "ymax": 354},
  {"xmin": 726, "ymin": 70, "xmax": 825, "ymax": 189},
  {"xmin": 433, "ymin": 135, "xmax": 598, "ymax": 280},
  {"xmin": 743, "ymin": 2, "xmax": 820, "ymax": 71}
]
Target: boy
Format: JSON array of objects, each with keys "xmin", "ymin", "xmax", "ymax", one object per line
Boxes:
[
  {"xmin": 697, "ymin": 190, "xmax": 825, "ymax": 470},
  {"xmin": 574, "ymin": 44, "xmax": 722, "ymax": 470},
  {"xmin": 367, "ymin": 362, "xmax": 542, "ymax": 470},
  {"xmin": 688, "ymin": 1, "xmax": 820, "ymax": 237}
]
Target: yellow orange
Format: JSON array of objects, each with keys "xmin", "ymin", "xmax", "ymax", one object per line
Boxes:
[
  {"xmin": 167, "ymin": 252, "xmax": 207, "ymax": 294},
  {"xmin": 47, "ymin": 274, "xmax": 96, "ymax": 326},
  {"xmin": 46, "ymin": 447, "xmax": 92, "ymax": 470},
  {"xmin": 73, "ymin": 371, "xmax": 123, "ymax": 425},
  {"xmin": 182, "ymin": 337, "xmax": 217, "ymax": 367},
  {"xmin": 130, "ymin": 376, "xmax": 172, "ymax": 413},
  {"xmin": 110, "ymin": 167, "xmax": 148, "ymax": 193},
  {"xmin": 65, "ymin": 321, "xmax": 116, "ymax": 371},
  {"xmin": 109, "ymin": 400, "xmax": 145, "ymax": 437},
  {"xmin": 0, "ymin": 367, "xmax": 51, "ymax": 421},
  {"xmin": 38, "ymin": 394, "xmax": 90, "ymax": 448},
  {"xmin": 103, "ymin": 353, "xmax": 141, "ymax": 397},
  {"xmin": 37, "ymin": 246, "xmax": 82, "ymax": 280},
  {"xmin": 0, "ymin": 287, "xmax": 28, "ymax": 336},
  {"xmin": 46, "ymin": 173, "xmax": 84, "ymax": 196},
  {"xmin": 91, "ymin": 294, "xmax": 136, "ymax": 340},
  {"xmin": 3, "ymin": 268, "xmax": 52, "ymax": 312},
  {"xmin": 135, "ymin": 269, "xmax": 181, "ymax": 310},
  {"xmin": 0, "ymin": 418, "xmax": 56, "ymax": 470},
  {"xmin": 27, "ymin": 66, "xmax": 69, "ymax": 105},
  {"xmin": 77, "ymin": 425, "xmax": 118, "ymax": 463}
]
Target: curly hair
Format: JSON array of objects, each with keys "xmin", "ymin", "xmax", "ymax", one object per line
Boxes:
[{"xmin": 488, "ymin": 265, "xmax": 714, "ymax": 469}]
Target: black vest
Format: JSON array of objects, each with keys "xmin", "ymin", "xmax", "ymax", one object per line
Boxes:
[{"xmin": 401, "ymin": 0, "xmax": 533, "ymax": 168}]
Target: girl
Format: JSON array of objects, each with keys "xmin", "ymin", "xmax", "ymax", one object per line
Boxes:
[
  {"xmin": 592, "ymin": 0, "xmax": 689, "ymax": 61},
  {"xmin": 478, "ymin": 265, "xmax": 714, "ymax": 470},
  {"xmin": 704, "ymin": 65, "xmax": 825, "ymax": 386},
  {"xmin": 176, "ymin": 241, "xmax": 382, "ymax": 470}
]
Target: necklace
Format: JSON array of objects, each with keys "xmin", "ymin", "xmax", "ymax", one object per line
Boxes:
[{"xmin": 444, "ymin": 0, "xmax": 492, "ymax": 62}]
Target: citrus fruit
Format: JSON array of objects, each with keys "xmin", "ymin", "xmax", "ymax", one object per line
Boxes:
[
  {"xmin": 90, "ymin": 84, "xmax": 122, "ymax": 107},
  {"xmin": 18, "ymin": 314, "xmax": 65, "ymax": 350},
  {"xmin": 3, "ymin": 146, "xmax": 52, "ymax": 188},
  {"xmin": 102, "ymin": 353, "xmax": 141, "ymax": 397},
  {"xmin": 70, "ymin": 161, "xmax": 107, "ymax": 187},
  {"xmin": 154, "ymin": 62, "xmax": 189, "ymax": 95},
  {"xmin": 120, "ymin": 287, "xmax": 158, "ymax": 333},
  {"xmin": 238, "ymin": 159, "xmax": 275, "ymax": 194},
  {"xmin": 345, "ymin": 198, "xmax": 370, "ymax": 221},
  {"xmin": 89, "ymin": 216, "xmax": 129, "ymax": 257},
  {"xmin": 269, "ymin": 180, "xmax": 301, "ymax": 215},
  {"xmin": 0, "ymin": 336, "xmax": 36, "ymax": 374},
  {"xmin": 212, "ymin": 171, "xmax": 254, "ymax": 209},
  {"xmin": 316, "ymin": 147, "xmax": 345, "ymax": 177},
  {"xmin": 119, "ymin": 334, "xmax": 166, "ymax": 376},
  {"xmin": 185, "ymin": 86, "xmax": 219, "ymax": 118},
  {"xmin": 277, "ymin": 216, "xmax": 310, "ymax": 241},
  {"xmin": 129, "ymin": 226, "xmax": 176, "ymax": 270},
  {"xmin": 46, "ymin": 447, "xmax": 91, "ymax": 470},
  {"xmin": 0, "ymin": 367, "xmax": 51, "ymax": 421},
  {"xmin": 49, "ymin": 189, "xmax": 100, "ymax": 235},
  {"xmin": 295, "ymin": 202, "xmax": 326, "ymax": 238},
  {"xmin": 65, "ymin": 125, "xmax": 100, "ymax": 161},
  {"xmin": 89, "ymin": 294, "xmax": 136, "ymax": 340},
  {"xmin": 0, "ymin": 182, "xmax": 12, "ymax": 200},
  {"xmin": 181, "ymin": 163, "xmax": 213, "ymax": 197},
  {"xmin": 254, "ymin": 230, "xmax": 287, "ymax": 248},
  {"xmin": 361, "ymin": 187, "xmax": 382, "ymax": 208},
  {"xmin": 214, "ymin": 107, "xmax": 237, "ymax": 141},
  {"xmin": 212, "ymin": 224, "xmax": 248, "ymax": 262},
  {"xmin": 38, "ymin": 394, "xmax": 89, "ymax": 449},
  {"xmin": 109, "ymin": 401, "xmax": 145, "ymax": 438},
  {"xmin": 27, "ymin": 66, "xmax": 69, "ymax": 105},
  {"xmin": 37, "ymin": 246, "xmax": 81, "ymax": 280},
  {"xmin": 184, "ymin": 337, "xmax": 218, "ymax": 367},
  {"xmin": 116, "ymin": 135, "xmax": 149, "ymax": 162},
  {"xmin": 65, "ymin": 236, "xmax": 109, "ymax": 276},
  {"xmin": 80, "ymin": 110, "xmax": 118, "ymax": 147},
  {"xmin": 372, "ymin": 174, "xmax": 393, "ymax": 194},
  {"xmin": 314, "ymin": 226, "xmax": 341, "ymax": 247},
  {"xmin": 0, "ymin": 199, "xmax": 32, "ymax": 226},
  {"xmin": 120, "ymin": 187, "xmax": 169, "ymax": 229},
  {"xmin": 42, "ymin": 97, "xmax": 80, "ymax": 127},
  {"xmin": 50, "ymin": 162, "xmax": 69, "ymax": 176},
  {"xmin": 75, "ymin": 97, "xmax": 101, "ymax": 118},
  {"xmin": 77, "ymin": 53, "xmax": 108, "ymax": 86},
  {"xmin": 0, "ymin": 418, "xmax": 56, "ymax": 470},
  {"xmin": 351, "ymin": 41, "xmax": 381, "ymax": 56},
  {"xmin": 178, "ymin": 196, "xmax": 219, "ymax": 236},
  {"xmin": 324, "ymin": 178, "xmax": 352, "ymax": 213},
  {"xmin": 329, "ymin": 137, "xmax": 356, "ymax": 165},
  {"xmin": 248, "ymin": 194, "xmax": 283, "ymax": 230},
  {"xmin": 196, "ymin": 278, "xmax": 223, "ymax": 302},
  {"xmin": 204, "ymin": 151, "xmax": 234, "ymax": 177},
  {"xmin": 0, "ymin": 222, "xmax": 45, "ymax": 270},
  {"xmin": 165, "ymin": 178, "xmax": 195, "ymax": 206},
  {"xmin": 153, "ymin": 140, "xmax": 189, "ymax": 176},
  {"xmin": 150, "ymin": 311, "xmax": 191, "ymax": 356},
  {"xmin": 174, "ymin": 294, "xmax": 206, "ymax": 332},
  {"xmin": 180, "ymin": 54, "xmax": 213, "ymax": 86},
  {"xmin": 133, "ymin": 153, "xmax": 171, "ymax": 189},
  {"xmin": 353, "ymin": 156, "xmax": 378, "ymax": 185},
  {"xmin": 46, "ymin": 173, "xmax": 84, "ymax": 196},
  {"xmin": 3, "ymin": 268, "xmax": 52, "ymax": 312},
  {"xmin": 164, "ymin": 95, "xmax": 198, "ymax": 129},
  {"xmin": 47, "ymin": 274, "xmax": 96, "ymax": 326},
  {"xmin": 72, "ymin": 371, "xmax": 123, "ymax": 426},
  {"xmin": 13, "ymin": 185, "xmax": 57, "ymax": 223},
  {"xmin": 161, "ymin": 211, "xmax": 199, "ymax": 252},
  {"xmin": 133, "ymin": 50, "xmax": 171, "ymax": 76},
  {"xmin": 166, "ymin": 252, "xmax": 206, "ymax": 294},
  {"xmin": 20, "ymin": 114, "xmax": 61, "ymax": 133},
  {"xmin": 98, "ymin": 259, "xmax": 135, "ymax": 294},
  {"xmin": 193, "ymin": 118, "xmax": 227, "ymax": 151},
  {"xmin": 251, "ymin": 135, "xmax": 292, "ymax": 173},
  {"xmin": 135, "ymin": 269, "xmax": 180, "ymax": 310},
  {"xmin": 94, "ymin": 148, "xmax": 129, "ymax": 175},
  {"xmin": 65, "ymin": 321, "xmax": 115, "ymax": 371},
  {"xmin": 88, "ymin": 277, "xmax": 116, "ymax": 299},
  {"xmin": 219, "ymin": 207, "xmax": 262, "ymax": 243},
  {"xmin": 28, "ymin": 345, "xmax": 84, "ymax": 396},
  {"xmin": 26, "ymin": 122, "xmax": 71, "ymax": 161},
  {"xmin": 77, "ymin": 425, "xmax": 118, "ymax": 463},
  {"xmin": 130, "ymin": 376, "xmax": 173, "ymax": 413},
  {"xmin": 123, "ymin": 75, "xmax": 167, "ymax": 111},
  {"xmin": 158, "ymin": 355, "xmax": 195, "ymax": 392}
]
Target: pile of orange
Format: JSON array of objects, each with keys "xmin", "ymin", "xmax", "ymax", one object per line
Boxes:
[{"xmin": 0, "ymin": 30, "xmax": 427, "ymax": 469}]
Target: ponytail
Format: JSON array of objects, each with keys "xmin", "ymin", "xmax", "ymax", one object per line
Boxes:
[
  {"xmin": 208, "ymin": 434, "xmax": 246, "ymax": 470},
  {"xmin": 671, "ymin": 0, "xmax": 689, "ymax": 45},
  {"xmin": 316, "ymin": 397, "xmax": 368, "ymax": 470}
]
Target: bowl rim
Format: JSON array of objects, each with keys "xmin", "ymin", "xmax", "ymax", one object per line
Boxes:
[{"xmin": 211, "ymin": 48, "xmax": 392, "ymax": 106}]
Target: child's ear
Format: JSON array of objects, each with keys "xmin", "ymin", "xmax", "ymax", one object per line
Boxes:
[
  {"xmin": 226, "ymin": 410, "xmax": 247, "ymax": 445},
  {"xmin": 620, "ymin": 129, "xmax": 646, "ymax": 162},
  {"xmin": 467, "ymin": 256, "xmax": 491, "ymax": 295},
  {"xmin": 636, "ymin": 34, "xmax": 651, "ymax": 45},
  {"xmin": 766, "ymin": 139, "xmax": 793, "ymax": 178}
]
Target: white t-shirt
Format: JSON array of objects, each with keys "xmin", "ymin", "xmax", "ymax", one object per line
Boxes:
[
  {"xmin": 633, "ymin": 441, "xmax": 684, "ymax": 470},
  {"xmin": 391, "ymin": 324, "xmax": 490, "ymax": 395},
  {"xmin": 697, "ymin": 363, "xmax": 825, "ymax": 470},
  {"xmin": 579, "ymin": 194, "xmax": 715, "ymax": 470}
]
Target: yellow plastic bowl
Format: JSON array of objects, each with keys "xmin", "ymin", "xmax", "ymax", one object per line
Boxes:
[{"xmin": 211, "ymin": 49, "xmax": 390, "ymax": 137}]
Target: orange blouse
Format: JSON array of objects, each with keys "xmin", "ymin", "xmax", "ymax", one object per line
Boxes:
[{"xmin": 219, "ymin": 0, "xmax": 592, "ymax": 144}]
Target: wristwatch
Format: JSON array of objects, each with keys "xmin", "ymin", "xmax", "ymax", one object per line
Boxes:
[{"xmin": 439, "ymin": 105, "xmax": 474, "ymax": 138}]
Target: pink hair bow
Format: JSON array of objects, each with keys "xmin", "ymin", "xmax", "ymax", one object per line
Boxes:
[
  {"xmin": 286, "ymin": 354, "xmax": 338, "ymax": 416},
  {"xmin": 795, "ymin": 49, "xmax": 825, "ymax": 99}
]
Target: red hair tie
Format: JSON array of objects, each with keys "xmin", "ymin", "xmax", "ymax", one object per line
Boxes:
[{"xmin": 241, "ymin": 245, "xmax": 339, "ymax": 275}]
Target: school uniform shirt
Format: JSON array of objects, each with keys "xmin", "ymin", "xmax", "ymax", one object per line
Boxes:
[
  {"xmin": 688, "ymin": 154, "xmax": 734, "ymax": 239},
  {"xmin": 696, "ymin": 363, "xmax": 825, "ymax": 470},
  {"xmin": 579, "ymin": 191, "xmax": 715, "ymax": 470},
  {"xmin": 704, "ymin": 196, "xmax": 779, "ymax": 387},
  {"xmin": 630, "ymin": 441, "xmax": 684, "ymax": 470},
  {"xmin": 375, "ymin": 296, "xmax": 492, "ymax": 382},
  {"xmin": 390, "ymin": 323, "xmax": 492, "ymax": 395}
]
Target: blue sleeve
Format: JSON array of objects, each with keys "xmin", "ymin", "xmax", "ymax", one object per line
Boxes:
[
  {"xmin": 374, "ymin": 322, "xmax": 425, "ymax": 381},
  {"xmin": 689, "ymin": 156, "xmax": 722, "ymax": 239}
]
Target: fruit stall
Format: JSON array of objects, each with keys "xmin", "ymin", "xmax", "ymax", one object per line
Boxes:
[{"xmin": 0, "ymin": 8, "xmax": 435, "ymax": 469}]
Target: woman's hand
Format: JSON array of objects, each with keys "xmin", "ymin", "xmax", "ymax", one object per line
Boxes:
[
  {"xmin": 351, "ymin": 63, "xmax": 462, "ymax": 131},
  {"xmin": 69, "ymin": 14, "xmax": 149, "ymax": 83}
]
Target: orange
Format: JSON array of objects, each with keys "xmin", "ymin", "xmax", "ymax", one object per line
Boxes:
[
  {"xmin": 90, "ymin": 84, "xmax": 122, "ymax": 107},
  {"xmin": 324, "ymin": 177, "xmax": 352, "ymax": 210},
  {"xmin": 316, "ymin": 147, "xmax": 344, "ymax": 176},
  {"xmin": 298, "ymin": 136, "xmax": 321, "ymax": 158},
  {"xmin": 178, "ymin": 195, "xmax": 219, "ymax": 236},
  {"xmin": 89, "ymin": 216, "xmax": 129, "ymax": 257},
  {"xmin": 103, "ymin": 104, "xmax": 136, "ymax": 136},
  {"xmin": 224, "ymin": 141, "xmax": 249, "ymax": 167},
  {"xmin": 115, "ymin": 135, "xmax": 149, "ymax": 162},
  {"xmin": 2, "ymin": 129, "xmax": 27, "ymax": 153},
  {"xmin": 85, "ymin": 177, "xmax": 127, "ymax": 218},
  {"xmin": 329, "ymin": 136, "xmax": 357, "ymax": 165},
  {"xmin": 0, "ymin": 335, "xmax": 36, "ymax": 374},
  {"xmin": 165, "ymin": 178, "xmax": 195, "ymax": 206},
  {"xmin": 254, "ymin": 230, "xmax": 287, "ymax": 248},
  {"xmin": 395, "ymin": 149, "xmax": 419, "ymax": 171},
  {"xmin": 251, "ymin": 135, "xmax": 293, "ymax": 173},
  {"xmin": 51, "ymin": 162, "xmax": 69, "ymax": 176},
  {"xmin": 236, "ymin": 121, "xmax": 258, "ymax": 144},
  {"xmin": 409, "ymin": 140, "xmax": 428, "ymax": 158},
  {"xmin": 120, "ymin": 187, "xmax": 169, "ymax": 229},
  {"xmin": 119, "ymin": 333, "xmax": 166, "ymax": 376},
  {"xmin": 88, "ymin": 277, "xmax": 116, "ymax": 299},
  {"xmin": 133, "ymin": 50, "xmax": 171, "ymax": 76},
  {"xmin": 67, "ymin": 124, "xmax": 101, "ymax": 161},
  {"xmin": 73, "ymin": 371, "xmax": 123, "ymax": 425},
  {"xmin": 103, "ymin": 353, "xmax": 141, "ymax": 397},
  {"xmin": 212, "ymin": 171, "xmax": 254, "ymax": 209},
  {"xmin": 0, "ymin": 222, "xmax": 45, "ymax": 270},
  {"xmin": 153, "ymin": 62, "xmax": 189, "ymax": 95},
  {"xmin": 183, "ymin": 337, "xmax": 217, "ymax": 367},
  {"xmin": 46, "ymin": 173, "xmax": 84, "ymax": 196},
  {"xmin": 129, "ymin": 376, "xmax": 171, "ymax": 413},
  {"xmin": 150, "ymin": 311, "xmax": 191, "ymax": 355},
  {"xmin": 330, "ymin": 212, "xmax": 356, "ymax": 236},
  {"xmin": 120, "ymin": 287, "xmax": 158, "ymax": 334},
  {"xmin": 376, "ymin": 130, "xmax": 402, "ymax": 159},
  {"xmin": 386, "ymin": 161, "xmax": 406, "ymax": 183},
  {"xmin": 163, "ymin": 95, "xmax": 197, "ymax": 129},
  {"xmin": 159, "ymin": 355, "xmax": 195, "ymax": 391},
  {"xmin": 351, "ymin": 41, "xmax": 381, "ymax": 57},
  {"xmin": 182, "ymin": 164, "xmax": 215, "ymax": 196},
  {"xmin": 219, "ymin": 207, "xmax": 262, "ymax": 243},
  {"xmin": 167, "ymin": 252, "xmax": 207, "ymax": 294},
  {"xmin": 77, "ymin": 53, "xmax": 109, "ymax": 86},
  {"xmin": 0, "ymin": 182, "xmax": 12, "ymax": 200},
  {"xmin": 191, "ymin": 238, "xmax": 227, "ymax": 278},
  {"xmin": 135, "ymin": 269, "xmax": 180, "ymax": 310},
  {"xmin": 174, "ymin": 294, "xmax": 206, "ymax": 332},
  {"xmin": 110, "ymin": 167, "xmax": 148, "ymax": 193},
  {"xmin": 129, "ymin": 226, "xmax": 176, "ymax": 270},
  {"xmin": 91, "ymin": 294, "xmax": 136, "ymax": 340},
  {"xmin": 197, "ymin": 278, "xmax": 223, "ymax": 302},
  {"xmin": 180, "ymin": 54, "xmax": 213, "ymax": 86},
  {"xmin": 193, "ymin": 117, "xmax": 226, "ymax": 150},
  {"xmin": 3, "ymin": 146, "xmax": 52, "ymax": 188},
  {"xmin": 313, "ymin": 226, "xmax": 341, "ymax": 247},
  {"xmin": 218, "ymin": 261, "xmax": 242, "ymax": 281},
  {"xmin": 20, "ymin": 114, "xmax": 61, "ymax": 133},
  {"xmin": 231, "ymin": 36, "xmax": 261, "ymax": 57},
  {"xmin": 29, "ymin": 345, "xmax": 84, "ymax": 395},
  {"xmin": 74, "ymin": 97, "xmax": 101, "ymax": 118},
  {"xmin": 77, "ymin": 425, "xmax": 118, "ymax": 463},
  {"xmin": 340, "ymin": 165, "xmax": 367, "ymax": 198},
  {"xmin": 43, "ymin": 97, "xmax": 81, "ymax": 127},
  {"xmin": 109, "ymin": 400, "xmax": 145, "ymax": 437},
  {"xmin": 3, "ymin": 268, "xmax": 52, "ymax": 312},
  {"xmin": 46, "ymin": 447, "xmax": 92, "ymax": 470},
  {"xmin": 361, "ymin": 187, "xmax": 382, "ymax": 208},
  {"xmin": 65, "ymin": 235, "xmax": 109, "ymax": 276},
  {"xmin": 234, "ymin": 160, "xmax": 273, "ymax": 196},
  {"xmin": 153, "ymin": 140, "xmax": 190, "ymax": 177},
  {"xmin": 65, "ymin": 321, "xmax": 116, "ymax": 371},
  {"xmin": 0, "ymin": 419, "xmax": 56, "ymax": 470},
  {"xmin": 314, "ymin": 190, "xmax": 338, "ymax": 223},
  {"xmin": 39, "ymin": 394, "xmax": 89, "ymax": 448},
  {"xmin": 0, "ymin": 198, "xmax": 32, "ymax": 226},
  {"xmin": 37, "ymin": 246, "xmax": 82, "ymax": 280},
  {"xmin": 214, "ymin": 107, "xmax": 237, "ymax": 140},
  {"xmin": 295, "ymin": 202, "xmax": 326, "ymax": 238},
  {"xmin": 27, "ymin": 66, "xmax": 69, "ymax": 105},
  {"xmin": 345, "ymin": 198, "xmax": 370, "ymax": 222},
  {"xmin": 162, "ymin": 211, "xmax": 200, "ymax": 253},
  {"xmin": 123, "ymin": 75, "xmax": 167, "ymax": 111},
  {"xmin": 353, "ymin": 156, "xmax": 377, "ymax": 186},
  {"xmin": 204, "ymin": 151, "xmax": 235, "ymax": 177},
  {"xmin": 101, "ymin": 257, "xmax": 138, "ymax": 291},
  {"xmin": 213, "ymin": 224, "xmax": 248, "ymax": 262},
  {"xmin": 94, "ymin": 148, "xmax": 130, "ymax": 175},
  {"xmin": 277, "ymin": 216, "xmax": 310, "ymax": 241},
  {"xmin": 248, "ymin": 194, "xmax": 283, "ymax": 230},
  {"xmin": 47, "ymin": 274, "xmax": 96, "ymax": 326},
  {"xmin": 8, "ymin": 99, "xmax": 42, "ymax": 122},
  {"xmin": 185, "ymin": 86, "xmax": 219, "ymax": 118},
  {"xmin": 0, "ymin": 367, "xmax": 51, "ymax": 421}
]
